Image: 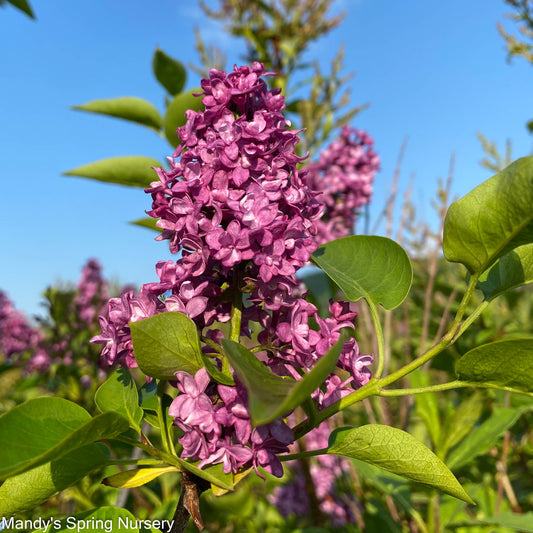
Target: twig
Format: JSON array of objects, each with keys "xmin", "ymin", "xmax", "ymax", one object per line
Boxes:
[{"xmin": 169, "ymin": 472, "xmax": 210, "ymax": 533}]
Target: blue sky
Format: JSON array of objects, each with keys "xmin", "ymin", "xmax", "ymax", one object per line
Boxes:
[{"xmin": 1, "ymin": 0, "xmax": 532, "ymax": 318}]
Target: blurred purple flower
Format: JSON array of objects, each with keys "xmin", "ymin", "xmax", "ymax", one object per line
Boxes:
[{"xmin": 308, "ymin": 126, "xmax": 380, "ymax": 243}]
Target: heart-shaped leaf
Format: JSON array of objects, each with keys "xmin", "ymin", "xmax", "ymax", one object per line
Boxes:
[
  {"xmin": 95, "ymin": 367, "xmax": 143, "ymax": 433},
  {"xmin": 443, "ymin": 157, "xmax": 533, "ymax": 274},
  {"xmin": 328, "ymin": 424, "xmax": 474, "ymax": 504},
  {"xmin": 72, "ymin": 96, "xmax": 163, "ymax": 131},
  {"xmin": 477, "ymin": 243, "xmax": 533, "ymax": 301},
  {"xmin": 0, "ymin": 398, "xmax": 128, "ymax": 480},
  {"xmin": 164, "ymin": 88, "xmax": 204, "ymax": 147},
  {"xmin": 63, "ymin": 156, "xmax": 161, "ymax": 188},
  {"xmin": 311, "ymin": 236, "xmax": 412, "ymax": 310},
  {"xmin": 0, "ymin": 444, "xmax": 108, "ymax": 515},
  {"xmin": 222, "ymin": 332, "xmax": 347, "ymax": 426},
  {"xmin": 455, "ymin": 338, "xmax": 533, "ymax": 392},
  {"xmin": 130, "ymin": 311, "xmax": 204, "ymax": 380}
]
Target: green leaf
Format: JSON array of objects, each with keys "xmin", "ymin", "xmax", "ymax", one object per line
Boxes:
[
  {"xmin": 328, "ymin": 424, "xmax": 474, "ymax": 504},
  {"xmin": 6, "ymin": 0, "xmax": 34, "ymax": 18},
  {"xmin": 311, "ymin": 236, "xmax": 413, "ymax": 309},
  {"xmin": 63, "ymin": 156, "xmax": 161, "ymax": 188},
  {"xmin": 0, "ymin": 444, "xmax": 108, "ymax": 515},
  {"xmin": 95, "ymin": 367, "xmax": 143, "ymax": 433},
  {"xmin": 222, "ymin": 332, "xmax": 347, "ymax": 426},
  {"xmin": 446, "ymin": 407, "xmax": 525, "ymax": 470},
  {"xmin": 448, "ymin": 512, "xmax": 533, "ymax": 532},
  {"xmin": 130, "ymin": 217, "xmax": 161, "ymax": 232},
  {"xmin": 456, "ymin": 338, "xmax": 533, "ymax": 392},
  {"xmin": 202, "ymin": 354, "xmax": 235, "ymax": 386},
  {"xmin": 164, "ymin": 88, "xmax": 204, "ymax": 147},
  {"xmin": 410, "ymin": 371, "xmax": 441, "ymax": 448},
  {"xmin": 130, "ymin": 311, "xmax": 204, "ymax": 380},
  {"xmin": 139, "ymin": 379, "xmax": 158, "ymax": 412},
  {"xmin": 34, "ymin": 506, "xmax": 161, "ymax": 532},
  {"xmin": 443, "ymin": 157, "xmax": 533, "ymax": 274},
  {"xmin": 0, "ymin": 397, "xmax": 128, "ymax": 480},
  {"xmin": 152, "ymin": 48, "xmax": 187, "ymax": 96},
  {"xmin": 477, "ymin": 243, "xmax": 533, "ymax": 301},
  {"xmin": 71, "ymin": 96, "xmax": 163, "ymax": 131},
  {"xmin": 439, "ymin": 391, "xmax": 484, "ymax": 459},
  {"xmin": 350, "ymin": 458, "xmax": 426, "ymax": 528},
  {"xmin": 103, "ymin": 466, "xmax": 179, "ymax": 488}
]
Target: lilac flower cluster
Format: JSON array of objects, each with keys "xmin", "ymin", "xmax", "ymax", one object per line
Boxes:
[
  {"xmin": 25, "ymin": 259, "xmax": 110, "ymax": 374},
  {"xmin": 92, "ymin": 63, "xmax": 373, "ymax": 479},
  {"xmin": 307, "ymin": 125, "xmax": 380, "ymax": 243},
  {"xmin": 0, "ymin": 291, "xmax": 41, "ymax": 358},
  {"xmin": 270, "ymin": 420, "xmax": 356, "ymax": 526},
  {"xmin": 74, "ymin": 258, "xmax": 110, "ymax": 325}
]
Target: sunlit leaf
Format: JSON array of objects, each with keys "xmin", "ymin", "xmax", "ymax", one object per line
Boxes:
[
  {"xmin": 72, "ymin": 96, "xmax": 162, "ymax": 131},
  {"xmin": 456, "ymin": 338, "xmax": 533, "ymax": 392},
  {"xmin": 63, "ymin": 156, "xmax": 161, "ymax": 188},
  {"xmin": 0, "ymin": 444, "xmax": 108, "ymax": 515},
  {"xmin": 477, "ymin": 243, "xmax": 533, "ymax": 301},
  {"xmin": 130, "ymin": 311, "xmax": 204, "ymax": 380},
  {"xmin": 443, "ymin": 157, "xmax": 533, "ymax": 274},
  {"xmin": 130, "ymin": 217, "xmax": 160, "ymax": 232},
  {"xmin": 311, "ymin": 236, "xmax": 412, "ymax": 309},
  {"xmin": 328, "ymin": 425, "xmax": 474, "ymax": 503},
  {"xmin": 102, "ymin": 466, "xmax": 179, "ymax": 488},
  {"xmin": 0, "ymin": 398, "xmax": 128, "ymax": 480}
]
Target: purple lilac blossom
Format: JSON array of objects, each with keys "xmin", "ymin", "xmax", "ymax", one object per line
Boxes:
[
  {"xmin": 91, "ymin": 63, "xmax": 373, "ymax": 479},
  {"xmin": 0, "ymin": 290, "xmax": 41, "ymax": 358},
  {"xmin": 307, "ymin": 125, "xmax": 380, "ymax": 243}
]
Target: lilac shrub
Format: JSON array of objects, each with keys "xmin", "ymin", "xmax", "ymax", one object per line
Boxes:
[
  {"xmin": 0, "ymin": 290, "xmax": 41, "ymax": 358},
  {"xmin": 92, "ymin": 62, "xmax": 373, "ymax": 485},
  {"xmin": 307, "ymin": 125, "xmax": 380, "ymax": 243}
]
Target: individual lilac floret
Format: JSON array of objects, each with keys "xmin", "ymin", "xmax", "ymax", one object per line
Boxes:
[
  {"xmin": 307, "ymin": 126, "xmax": 380, "ymax": 243},
  {"xmin": 0, "ymin": 290, "xmax": 41, "ymax": 357}
]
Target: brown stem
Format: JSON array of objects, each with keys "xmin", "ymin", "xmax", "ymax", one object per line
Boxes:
[{"xmin": 169, "ymin": 472, "xmax": 210, "ymax": 533}]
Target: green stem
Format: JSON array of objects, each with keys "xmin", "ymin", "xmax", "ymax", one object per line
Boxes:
[
  {"xmin": 370, "ymin": 301, "xmax": 386, "ymax": 379},
  {"xmin": 293, "ymin": 380, "xmax": 380, "ymax": 439},
  {"xmin": 116, "ymin": 435, "xmax": 161, "ymax": 456},
  {"xmin": 379, "ymin": 381, "xmax": 469, "ymax": 396},
  {"xmin": 108, "ymin": 458, "xmax": 166, "ymax": 466},
  {"xmin": 279, "ymin": 448, "xmax": 329, "ymax": 462},
  {"xmin": 157, "ymin": 380, "xmax": 173, "ymax": 456},
  {"xmin": 379, "ymin": 272, "xmax": 481, "ymax": 389}
]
